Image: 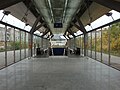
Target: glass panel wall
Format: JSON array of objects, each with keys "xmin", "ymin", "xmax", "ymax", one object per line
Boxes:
[
  {"xmin": 32, "ymin": 35, "xmax": 34, "ymax": 56},
  {"xmin": 84, "ymin": 20, "xmax": 120, "ymax": 70},
  {"xmin": 7, "ymin": 26, "xmax": 14, "ymax": 65},
  {"xmin": 0, "ymin": 24, "xmax": 5, "ymax": 68},
  {"xmin": 110, "ymin": 22, "xmax": 120, "ymax": 69},
  {"xmin": 96, "ymin": 29, "xmax": 102, "ymax": 61},
  {"xmin": 15, "ymin": 29, "xmax": 20, "ymax": 62},
  {"xmin": 21, "ymin": 31, "xmax": 25, "ymax": 59},
  {"xmin": 36, "ymin": 36, "xmax": 41, "ymax": 48},
  {"xmin": 87, "ymin": 33, "xmax": 91, "ymax": 57},
  {"xmin": 26, "ymin": 32, "xmax": 29, "ymax": 57},
  {"xmin": 34, "ymin": 35, "xmax": 37, "ymax": 56},
  {"xmin": 0, "ymin": 21, "xmax": 42, "ymax": 69},
  {"xmin": 81, "ymin": 35, "xmax": 84, "ymax": 55},
  {"xmin": 92, "ymin": 31, "xmax": 95, "ymax": 59},
  {"xmin": 69, "ymin": 38, "xmax": 74, "ymax": 49},
  {"xmin": 102, "ymin": 26, "xmax": 109, "ymax": 64},
  {"xmin": 24, "ymin": 32, "xmax": 26, "ymax": 58},
  {"xmin": 75, "ymin": 36, "xmax": 80, "ymax": 48}
]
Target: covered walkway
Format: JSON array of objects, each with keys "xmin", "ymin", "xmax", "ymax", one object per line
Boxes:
[
  {"xmin": 0, "ymin": 56, "xmax": 120, "ymax": 90},
  {"xmin": 0, "ymin": 0, "xmax": 120, "ymax": 90}
]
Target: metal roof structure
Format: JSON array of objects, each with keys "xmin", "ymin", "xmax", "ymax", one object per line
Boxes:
[{"xmin": 0, "ymin": 0, "xmax": 120, "ymax": 39}]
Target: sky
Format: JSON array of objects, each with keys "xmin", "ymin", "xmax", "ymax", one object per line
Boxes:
[
  {"xmin": 0, "ymin": 10, "xmax": 120, "ymax": 36},
  {"xmin": 0, "ymin": 10, "xmax": 31, "ymax": 31},
  {"xmin": 85, "ymin": 10, "xmax": 120, "ymax": 31}
]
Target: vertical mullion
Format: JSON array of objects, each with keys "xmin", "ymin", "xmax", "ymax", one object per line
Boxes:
[
  {"xmin": 5, "ymin": 25, "xmax": 7, "ymax": 67},
  {"xmin": 20, "ymin": 30, "xmax": 21, "ymax": 60},
  {"xmin": 95, "ymin": 30, "xmax": 97, "ymax": 60},
  {"xmin": 108, "ymin": 25, "xmax": 111, "ymax": 65},
  {"xmin": 25, "ymin": 31, "xmax": 26, "ymax": 58},
  {"xmin": 101, "ymin": 28, "xmax": 103, "ymax": 62},
  {"xmin": 80, "ymin": 35, "xmax": 81, "ymax": 55},
  {"xmin": 86, "ymin": 33, "xmax": 88, "ymax": 56},
  {"xmin": 14, "ymin": 28, "xmax": 15, "ymax": 63},
  {"xmin": 91, "ymin": 32, "xmax": 92, "ymax": 58},
  {"xmin": 81, "ymin": 35, "xmax": 83, "ymax": 54}
]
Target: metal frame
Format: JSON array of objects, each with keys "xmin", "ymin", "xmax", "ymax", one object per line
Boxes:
[
  {"xmin": 0, "ymin": 20, "xmax": 45, "ymax": 70},
  {"xmin": 0, "ymin": 0, "xmax": 24, "ymax": 10},
  {"xmin": 91, "ymin": 0, "xmax": 120, "ymax": 12}
]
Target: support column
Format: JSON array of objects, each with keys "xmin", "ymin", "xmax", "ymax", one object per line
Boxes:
[{"xmin": 29, "ymin": 16, "xmax": 42, "ymax": 57}]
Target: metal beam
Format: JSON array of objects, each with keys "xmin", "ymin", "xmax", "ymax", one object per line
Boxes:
[
  {"xmin": 75, "ymin": 16, "xmax": 87, "ymax": 34},
  {"xmin": 30, "ymin": 16, "xmax": 41, "ymax": 34},
  {"xmin": 0, "ymin": 0, "xmax": 24, "ymax": 10},
  {"xmin": 71, "ymin": 22, "xmax": 86, "ymax": 34},
  {"xmin": 67, "ymin": 35, "xmax": 71, "ymax": 39},
  {"xmin": 41, "ymin": 29, "xmax": 50, "ymax": 37},
  {"xmin": 91, "ymin": 0, "xmax": 120, "ymax": 12},
  {"xmin": 67, "ymin": 29, "xmax": 76, "ymax": 37},
  {"xmin": 35, "ymin": 22, "xmax": 45, "ymax": 31},
  {"xmin": 74, "ymin": 16, "xmax": 87, "ymax": 56},
  {"xmin": 71, "ymin": 22, "xmax": 82, "ymax": 32}
]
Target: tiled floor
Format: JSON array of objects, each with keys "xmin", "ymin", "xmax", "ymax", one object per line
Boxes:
[{"xmin": 0, "ymin": 56, "xmax": 120, "ymax": 90}]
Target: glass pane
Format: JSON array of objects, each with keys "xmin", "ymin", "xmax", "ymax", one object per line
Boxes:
[
  {"xmin": 92, "ymin": 31, "xmax": 95, "ymax": 59},
  {"xmin": 7, "ymin": 27, "xmax": 14, "ymax": 65},
  {"xmin": 32, "ymin": 35, "xmax": 35, "ymax": 56},
  {"xmin": 15, "ymin": 29, "xmax": 20, "ymax": 62},
  {"xmin": 70, "ymin": 38, "xmax": 74, "ymax": 49},
  {"xmin": 102, "ymin": 26, "xmax": 109, "ymax": 64},
  {"xmin": 96, "ymin": 29, "xmax": 101, "ymax": 61},
  {"xmin": 21, "ymin": 31, "xmax": 25, "ymax": 59},
  {"xmin": 81, "ymin": 35, "xmax": 84, "ymax": 55},
  {"xmin": 0, "ymin": 24, "xmax": 5, "ymax": 68},
  {"xmin": 87, "ymin": 33, "xmax": 91, "ymax": 57},
  {"xmin": 75, "ymin": 36, "xmax": 80, "ymax": 48},
  {"xmin": 24, "ymin": 32, "xmax": 26, "ymax": 58},
  {"xmin": 36, "ymin": 36, "xmax": 41, "ymax": 48},
  {"xmin": 43, "ymin": 39, "xmax": 48, "ymax": 49},
  {"xmin": 26, "ymin": 33, "xmax": 29, "ymax": 57},
  {"xmin": 110, "ymin": 22, "xmax": 120, "ymax": 70}
]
